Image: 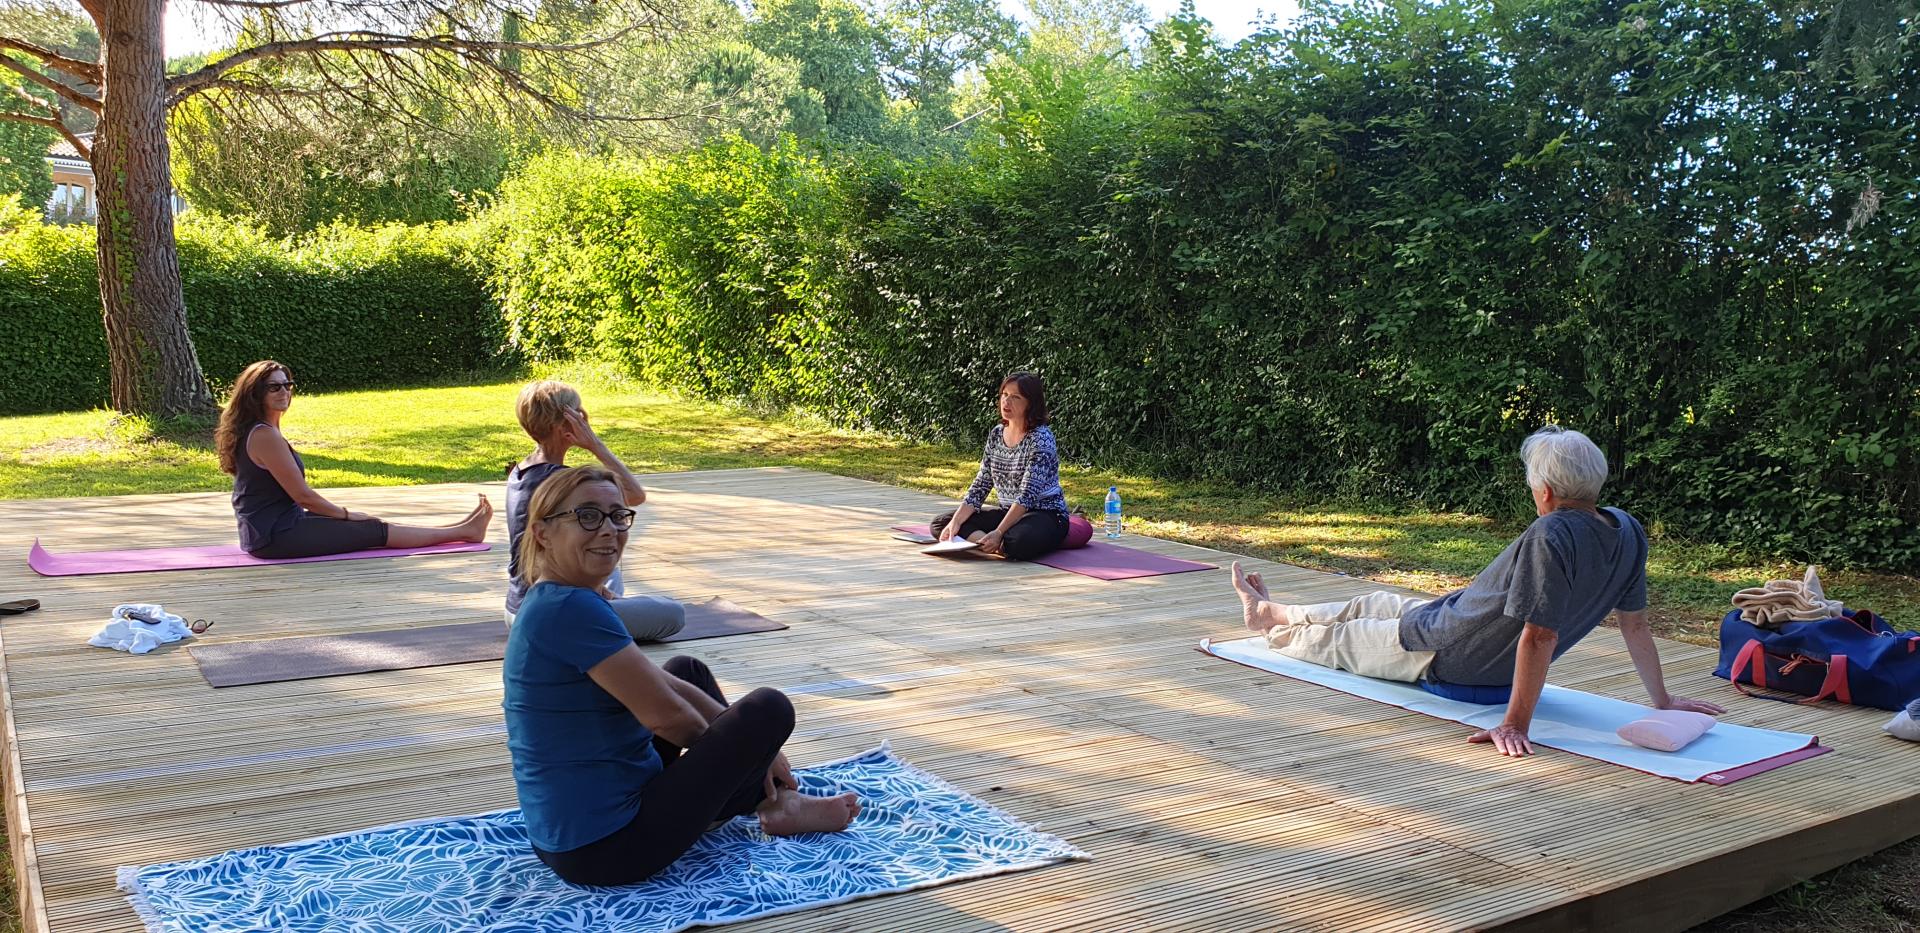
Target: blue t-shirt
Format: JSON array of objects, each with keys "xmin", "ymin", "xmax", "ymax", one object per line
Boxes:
[
  {"xmin": 503, "ymin": 582, "xmax": 662, "ymax": 853},
  {"xmin": 504, "ymin": 460, "xmax": 567, "ymax": 613}
]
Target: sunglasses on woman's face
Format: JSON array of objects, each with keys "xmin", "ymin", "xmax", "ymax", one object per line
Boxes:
[
  {"xmin": 263, "ymin": 380, "xmax": 296, "ymax": 395},
  {"xmin": 540, "ymin": 505, "xmax": 636, "ymax": 532}
]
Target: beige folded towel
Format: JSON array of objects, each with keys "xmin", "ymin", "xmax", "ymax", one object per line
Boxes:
[{"xmin": 1732, "ymin": 565, "xmax": 1844, "ymax": 627}]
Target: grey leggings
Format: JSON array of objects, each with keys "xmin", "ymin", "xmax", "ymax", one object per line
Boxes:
[{"xmin": 506, "ymin": 594, "xmax": 685, "ymax": 642}]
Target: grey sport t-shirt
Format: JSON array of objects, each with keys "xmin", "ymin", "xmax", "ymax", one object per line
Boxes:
[{"xmin": 1399, "ymin": 507, "xmax": 1649, "ymax": 686}]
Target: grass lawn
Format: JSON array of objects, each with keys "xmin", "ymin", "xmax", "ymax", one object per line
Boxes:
[{"xmin": 1, "ymin": 371, "xmax": 1916, "ymax": 931}]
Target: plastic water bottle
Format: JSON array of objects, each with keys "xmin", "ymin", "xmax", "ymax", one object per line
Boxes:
[{"xmin": 1103, "ymin": 486, "xmax": 1123, "ymax": 539}]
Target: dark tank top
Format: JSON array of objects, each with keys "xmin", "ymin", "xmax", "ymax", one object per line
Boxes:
[{"xmin": 232, "ymin": 422, "xmax": 305, "ymax": 553}]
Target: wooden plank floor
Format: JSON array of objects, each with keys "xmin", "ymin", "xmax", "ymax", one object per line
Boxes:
[{"xmin": 0, "ymin": 467, "xmax": 1914, "ymax": 932}]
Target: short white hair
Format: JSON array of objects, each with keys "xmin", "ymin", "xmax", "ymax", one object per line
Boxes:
[{"xmin": 1520, "ymin": 426, "xmax": 1607, "ymax": 501}]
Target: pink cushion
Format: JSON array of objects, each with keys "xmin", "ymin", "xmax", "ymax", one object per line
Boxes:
[
  {"xmin": 1616, "ymin": 710, "xmax": 1717, "ymax": 752},
  {"xmin": 1063, "ymin": 514, "xmax": 1094, "ymax": 549}
]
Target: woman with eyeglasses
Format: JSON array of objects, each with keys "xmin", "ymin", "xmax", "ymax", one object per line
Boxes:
[
  {"xmin": 506, "ymin": 466, "xmax": 859, "ymax": 885},
  {"xmin": 501, "ymin": 381, "xmax": 682, "ymax": 639},
  {"xmin": 215, "ymin": 360, "xmax": 491, "ymax": 558}
]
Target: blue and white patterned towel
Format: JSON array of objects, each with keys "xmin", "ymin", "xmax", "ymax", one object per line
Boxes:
[{"xmin": 120, "ymin": 745, "xmax": 1086, "ymax": 933}]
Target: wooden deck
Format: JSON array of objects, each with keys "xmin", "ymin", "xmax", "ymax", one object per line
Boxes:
[{"xmin": 0, "ymin": 467, "xmax": 1914, "ymax": 932}]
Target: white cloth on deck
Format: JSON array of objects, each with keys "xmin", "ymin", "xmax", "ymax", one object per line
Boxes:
[{"xmin": 88, "ymin": 603, "xmax": 194, "ymax": 655}]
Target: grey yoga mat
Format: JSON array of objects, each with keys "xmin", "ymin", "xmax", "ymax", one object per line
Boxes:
[{"xmin": 189, "ymin": 597, "xmax": 789, "ymax": 688}]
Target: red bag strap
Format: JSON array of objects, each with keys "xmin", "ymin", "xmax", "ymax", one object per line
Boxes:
[
  {"xmin": 1730, "ymin": 640, "xmax": 1848, "ymax": 705},
  {"xmin": 1806, "ymin": 655, "xmax": 1851, "ymax": 705},
  {"xmin": 1731, "ymin": 640, "xmax": 1764, "ymax": 686}
]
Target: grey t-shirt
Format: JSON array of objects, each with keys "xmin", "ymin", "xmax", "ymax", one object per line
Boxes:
[{"xmin": 1399, "ymin": 507, "xmax": 1648, "ymax": 686}]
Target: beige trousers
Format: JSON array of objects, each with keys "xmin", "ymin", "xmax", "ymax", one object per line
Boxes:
[{"xmin": 1266, "ymin": 590, "xmax": 1438, "ymax": 682}]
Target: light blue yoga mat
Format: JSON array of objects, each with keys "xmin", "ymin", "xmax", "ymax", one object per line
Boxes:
[
  {"xmin": 1203, "ymin": 636, "xmax": 1828, "ymax": 784},
  {"xmin": 120, "ymin": 745, "xmax": 1086, "ymax": 933}
]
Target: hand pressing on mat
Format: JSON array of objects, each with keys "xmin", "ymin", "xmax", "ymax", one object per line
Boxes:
[
  {"xmin": 1656, "ymin": 695, "xmax": 1726, "ymax": 716},
  {"xmin": 1469, "ymin": 723, "xmax": 1535, "ymax": 757}
]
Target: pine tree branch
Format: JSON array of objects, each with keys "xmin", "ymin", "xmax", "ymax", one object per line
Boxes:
[
  {"xmin": 0, "ymin": 105, "xmax": 88, "ymax": 159},
  {"xmin": 187, "ymin": 0, "xmax": 318, "ymax": 7},
  {"xmin": 0, "ymin": 37, "xmax": 100, "ymax": 82},
  {"xmin": 0, "ymin": 54, "xmax": 100, "ymax": 113},
  {"xmin": 165, "ymin": 28, "xmax": 636, "ymax": 104}
]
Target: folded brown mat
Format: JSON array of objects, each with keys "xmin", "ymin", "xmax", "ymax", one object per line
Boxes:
[{"xmin": 190, "ymin": 597, "xmax": 789, "ymax": 687}]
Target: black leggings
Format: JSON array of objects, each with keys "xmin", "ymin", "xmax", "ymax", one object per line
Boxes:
[
  {"xmin": 929, "ymin": 507, "xmax": 1069, "ymax": 560},
  {"xmin": 534, "ymin": 656, "xmax": 793, "ymax": 886},
  {"xmin": 249, "ymin": 513, "xmax": 389, "ymax": 559}
]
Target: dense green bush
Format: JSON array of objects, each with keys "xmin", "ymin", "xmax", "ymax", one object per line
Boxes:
[
  {"xmin": 474, "ymin": 0, "xmax": 1920, "ymax": 571},
  {"xmin": 0, "ymin": 209, "xmax": 507, "ymax": 414}
]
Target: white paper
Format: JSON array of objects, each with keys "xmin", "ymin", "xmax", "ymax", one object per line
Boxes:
[{"xmin": 921, "ymin": 539, "xmax": 982, "ymax": 554}]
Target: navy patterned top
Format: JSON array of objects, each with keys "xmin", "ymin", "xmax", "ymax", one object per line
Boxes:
[{"xmin": 962, "ymin": 424, "xmax": 1068, "ymax": 514}]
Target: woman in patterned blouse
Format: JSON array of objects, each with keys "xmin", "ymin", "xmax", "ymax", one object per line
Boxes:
[{"xmin": 931, "ymin": 372, "xmax": 1072, "ymax": 559}]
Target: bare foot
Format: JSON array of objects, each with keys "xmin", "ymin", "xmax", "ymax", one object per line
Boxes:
[
  {"xmin": 1233, "ymin": 562, "xmax": 1276, "ymax": 633},
  {"xmin": 759, "ymin": 791, "xmax": 860, "ymax": 836},
  {"xmin": 1244, "ymin": 569, "xmax": 1270, "ymax": 600},
  {"xmin": 455, "ymin": 495, "xmax": 493, "ymax": 541}
]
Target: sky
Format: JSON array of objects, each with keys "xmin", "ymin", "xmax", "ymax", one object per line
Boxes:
[{"xmin": 166, "ymin": 0, "xmax": 1302, "ymax": 55}]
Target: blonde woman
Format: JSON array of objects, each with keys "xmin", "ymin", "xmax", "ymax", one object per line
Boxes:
[
  {"xmin": 502, "ymin": 381, "xmax": 683, "ymax": 639},
  {"xmin": 504, "ymin": 467, "xmax": 859, "ymax": 884}
]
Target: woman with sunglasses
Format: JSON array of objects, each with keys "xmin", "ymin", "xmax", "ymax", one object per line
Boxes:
[
  {"xmin": 507, "ymin": 466, "xmax": 859, "ymax": 885},
  {"xmin": 215, "ymin": 360, "xmax": 491, "ymax": 558}
]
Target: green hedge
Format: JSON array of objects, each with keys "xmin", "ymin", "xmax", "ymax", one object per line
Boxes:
[
  {"xmin": 0, "ymin": 206, "xmax": 507, "ymax": 415},
  {"xmin": 472, "ymin": 0, "xmax": 1920, "ymax": 571}
]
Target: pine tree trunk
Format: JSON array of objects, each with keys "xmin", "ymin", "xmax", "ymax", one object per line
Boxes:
[{"xmin": 93, "ymin": 0, "xmax": 216, "ymax": 418}]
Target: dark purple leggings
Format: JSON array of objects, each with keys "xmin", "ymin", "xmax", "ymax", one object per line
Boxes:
[{"xmin": 533, "ymin": 656, "xmax": 793, "ymax": 886}]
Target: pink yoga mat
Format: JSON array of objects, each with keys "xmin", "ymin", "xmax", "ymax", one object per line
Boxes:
[
  {"xmin": 28, "ymin": 539, "xmax": 491, "ymax": 577},
  {"xmin": 893, "ymin": 524, "xmax": 1215, "ymax": 581}
]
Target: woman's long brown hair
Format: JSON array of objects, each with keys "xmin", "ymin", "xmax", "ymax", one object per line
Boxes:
[{"xmin": 216, "ymin": 361, "xmax": 291, "ymax": 475}]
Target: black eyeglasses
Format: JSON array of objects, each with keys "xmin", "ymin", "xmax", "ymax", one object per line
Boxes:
[
  {"xmin": 263, "ymin": 381, "xmax": 296, "ymax": 394},
  {"xmin": 540, "ymin": 506, "xmax": 636, "ymax": 532}
]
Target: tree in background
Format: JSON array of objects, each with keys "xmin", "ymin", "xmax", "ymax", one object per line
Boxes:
[
  {"xmin": 170, "ymin": 76, "xmax": 535, "ymax": 234},
  {"xmin": 746, "ymin": 0, "xmax": 891, "ymax": 140},
  {"xmin": 0, "ymin": 75, "xmax": 52, "ymax": 209},
  {"xmin": 1023, "ymin": 0, "xmax": 1147, "ymax": 62},
  {"xmin": 0, "ymin": 0, "xmax": 671, "ymax": 417},
  {"xmin": 877, "ymin": 0, "xmax": 1018, "ymax": 132},
  {"xmin": 569, "ymin": 0, "xmax": 812, "ymax": 152},
  {"xmin": 0, "ymin": 6, "xmax": 96, "ymax": 215}
]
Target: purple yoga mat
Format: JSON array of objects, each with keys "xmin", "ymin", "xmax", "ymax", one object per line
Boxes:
[
  {"xmin": 892, "ymin": 524, "xmax": 1215, "ymax": 581},
  {"xmin": 28, "ymin": 538, "xmax": 491, "ymax": 577}
]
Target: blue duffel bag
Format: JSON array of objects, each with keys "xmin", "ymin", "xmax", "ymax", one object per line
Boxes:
[{"xmin": 1715, "ymin": 608, "xmax": 1920, "ymax": 711}]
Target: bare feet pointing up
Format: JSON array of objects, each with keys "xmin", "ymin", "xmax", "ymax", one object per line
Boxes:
[
  {"xmin": 1233, "ymin": 562, "xmax": 1279, "ymax": 634},
  {"xmin": 457, "ymin": 494, "xmax": 493, "ymax": 542}
]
